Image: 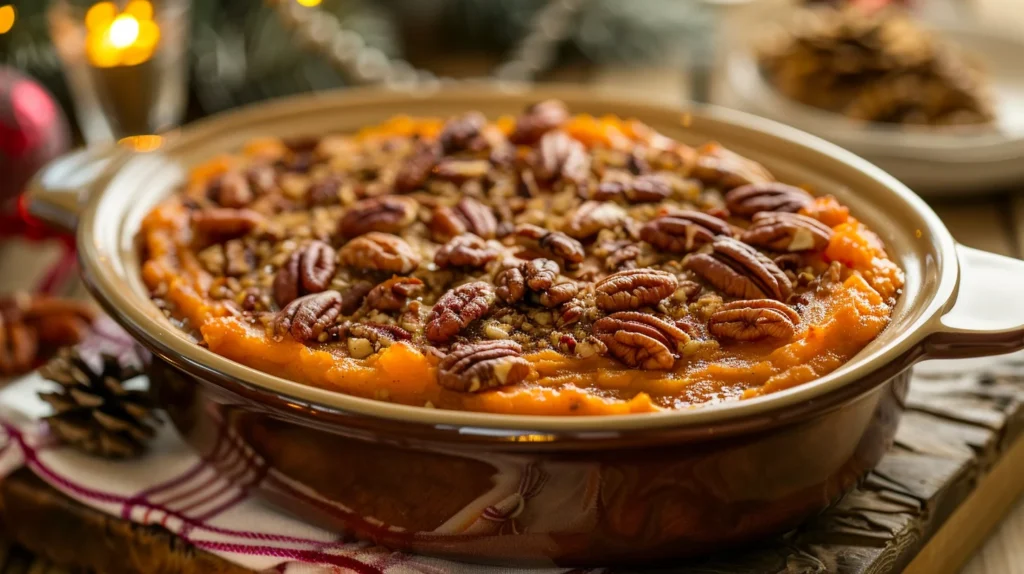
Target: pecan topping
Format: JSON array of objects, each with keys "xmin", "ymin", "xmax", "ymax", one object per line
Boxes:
[
  {"xmin": 434, "ymin": 234, "xmax": 500, "ymax": 269},
  {"xmin": 224, "ymin": 240, "xmax": 253, "ymax": 277},
  {"xmin": 495, "ymin": 259, "xmax": 571, "ymax": 307},
  {"xmin": 514, "ymin": 224, "xmax": 585, "ymax": 265},
  {"xmin": 708, "ymin": 300, "xmax": 801, "ymax": 342},
  {"xmin": 340, "ymin": 281, "xmax": 374, "ymax": 314},
  {"xmin": 439, "ymin": 112, "xmax": 486, "ymax": 154},
  {"xmin": 495, "ymin": 265, "xmax": 526, "ymax": 304},
  {"xmin": 348, "ymin": 322, "xmax": 412, "ymax": 348},
  {"xmin": 307, "ymin": 175, "xmax": 343, "ymax": 206},
  {"xmin": 192, "ymin": 208, "xmax": 264, "ymax": 240},
  {"xmin": 564, "ymin": 201, "xmax": 628, "ymax": 239},
  {"xmin": 431, "ymin": 197, "xmax": 498, "ymax": 241},
  {"xmin": 510, "ymin": 100, "xmax": 570, "ymax": 145},
  {"xmin": 426, "ymin": 281, "xmax": 495, "ymax": 344},
  {"xmin": 209, "ymin": 171, "xmax": 253, "ymax": 208},
  {"xmin": 595, "ymin": 269, "xmax": 679, "ymax": 311},
  {"xmin": 394, "ymin": 140, "xmax": 441, "ymax": 192},
  {"xmin": 626, "ymin": 174, "xmax": 672, "ymax": 203},
  {"xmin": 535, "ymin": 131, "xmax": 590, "ymax": 184},
  {"xmin": 725, "ymin": 183, "xmax": 815, "ymax": 217},
  {"xmin": 339, "ymin": 232, "xmax": 420, "ymax": 274},
  {"xmin": 594, "ymin": 312, "xmax": 690, "ymax": 369},
  {"xmin": 523, "ymin": 258, "xmax": 559, "ymax": 291},
  {"xmin": 273, "ymin": 291, "xmax": 342, "ymax": 342},
  {"xmin": 692, "ymin": 143, "xmax": 774, "ymax": 191},
  {"xmin": 433, "ymin": 159, "xmax": 491, "ymax": 183},
  {"xmin": 605, "ymin": 243, "xmax": 640, "ymax": 271},
  {"xmin": 273, "ymin": 241, "xmax": 337, "ymax": 307},
  {"xmin": 539, "ymin": 282, "xmax": 579, "ymax": 308},
  {"xmin": 685, "ymin": 237, "xmax": 793, "ymax": 301},
  {"xmin": 366, "ymin": 276, "xmax": 424, "ymax": 311},
  {"xmin": 437, "ymin": 340, "xmax": 532, "ymax": 392},
  {"xmin": 640, "ymin": 210, "xmax": 734, "ymax": 253},
  {"xmin": 741, "ymin": 212, "xmax": 833, "ymax": 252},
  {"xmin": 339, "ymin": 196, "xmax": 418, "ymax": 238}
]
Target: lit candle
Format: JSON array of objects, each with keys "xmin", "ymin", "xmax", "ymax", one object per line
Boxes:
[{"xmin": 84, "ymin": 1, "xmax": 162, "ymax": 136}]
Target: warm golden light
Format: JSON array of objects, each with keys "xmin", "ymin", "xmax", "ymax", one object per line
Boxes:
[
  {"xmin": 119, "ymin": 135, "xmax": 164, "ymax": 152},
  {"xmin": 296, "ymin": 0, "xmax": 322, "ymax": 7},
  {"xmin": 108, "ymin": 15, "xmax": 140, "ymax": 49},
  {"xmin": 0, "ymin": 5, "xmax": 15, "ymax": 35},
  {"xmin": 85, "ymin": 0, "xmax": 159, "ymax": 68}
]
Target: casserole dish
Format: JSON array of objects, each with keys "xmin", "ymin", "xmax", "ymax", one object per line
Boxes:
[{"xmin": 27, "ymin": 85, "xmax": 1024, "ymax": 566}]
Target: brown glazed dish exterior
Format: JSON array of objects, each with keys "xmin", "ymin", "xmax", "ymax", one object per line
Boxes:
[{"xmin": 30, "ymin": 86, "xmax": 1024, "ymax": 566}]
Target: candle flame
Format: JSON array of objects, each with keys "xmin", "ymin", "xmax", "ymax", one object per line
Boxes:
[
  {"xmin": 108, "ymin": 14, "xmax": 140, "ymax": 49},
  {"xmin": 0, "ymin": 5, "xmax": 14, "ymax": 35}
]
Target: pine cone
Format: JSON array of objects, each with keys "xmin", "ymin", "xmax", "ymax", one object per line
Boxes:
[{"xmin": 39, "ymin": 348, "xmax": 158, "ymax": 459}]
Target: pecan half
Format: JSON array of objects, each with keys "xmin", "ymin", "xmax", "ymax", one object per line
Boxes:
[
  {"xmin": 495, "ymin": 266, "xmax": 525, "ymax": 304},
  {"xmin": 594, "ymin": 312, "xmax": 690, "ymax": 369},
  {"xmin": 741, "ymin": 212, "xmax": 833, "ymax": 252},
  {"xmin": 273, "ymin": 291, "xmax": 342, "ymax": 342},
  {"xmin": 625, "ymin": 174, "xmax": 672, "ymax": 203},
  {"xmin": 437, "ymin": 340, "xmax": 532, "ymax": 392},
  {"xmin": 564, "ymin": 201, "xmax": 628, "ymax": 239},
  {"xmin": 640, "ymin": 210, "xmax": 734, "ymax": 254},
  {"xmin": 510, "ymin": 100, "xmax": 570, "ymax": 145},
  {"xmin": 192, "ymin": 208, "xmax": 264, "ymax": 240},
  {"xmin": 394, "ymin": 140, "xmax": 441, "ymax": 192},
  {"xmin": 538, "ymin": 282, "xmax": 579, "ymax": 308},
  {"xmin": 535, "ymin": 131, "xmax": 590, "ymax": 184},
  {"xmin": 708, "ymin": 299, "xmax": 801, "ymax": 342},
  {"xmin": 273, "ymin": 240, "xmax": 338, "ymax": 307},
  {"xmin": 426, "ymin": 281, "xmax": 495, "ymax": 344},
  {"xmin": 439, "ymin": 112, "xmax": 486, "ymax": 154},
  {"xmin": 692, "ymin": 143, "xmax": 774, "ymax": 191},
  {"xmin": 725, "ymin": 182, "xmax": 814, "ymax": 217},
  {"xmin": 348, "ymin": 322, "xmax": 412, "ymax": 350},
  {"xmin": 685, "ymin": 237, "xmax": 793, "ymax": 301},
  {"xmin": 605, "ymin": 243, "xmax": 640, "ymax": 271},
  {"xmin": 307, "ymin": 175, "xmax": 344, "ymax": 206},
  {"xmin": 595, "ymin": 269, "xmax": 679, "ymax": 311},
  {"xmin": 431, "ymin": 197, "xmax": 498, "ymax": 240},
  {"xmin": 366, "ymin": 276, "xmax": 424, "ymax": 311},
  {"xmin": 340, "ymin": 281, "xmax": 374, "ymax": 314},
  {"xmin": 514, "ymin": 224, "xmax": 585, "ymax": 265},
  {"xmin": 523, "ymin": 258, "xmax": 558, "ymax": 291},
  {"xmin": 339, "ymin": 232, "xmax": 421, "ymax": 274},
  {"xmin": 208, "ymin": 171, "xmax": 253, "ymax": 208},
  {"xmin": 339, "ymin": 196, "xmax": 418, "ymax": 239},
  {"xmin": 434, "ymin": 234, "xmax": 501, "ymax": 269}
]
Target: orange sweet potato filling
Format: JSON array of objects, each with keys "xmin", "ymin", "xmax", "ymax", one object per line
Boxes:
[{"xmin": 140, "ymin": 118, "xmax": 903, "ymax": 415}]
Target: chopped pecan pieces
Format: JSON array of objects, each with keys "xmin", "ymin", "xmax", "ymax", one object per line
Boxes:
[
  {"xmin": 725, "ymin": 182, "xmax": 814, "ymax": 217},
  {"xmin": 273, "ymin": 291, "xmax": 342, "ymax": 342},
  {"xmin": 510, "ymin": 100, "xmax": 570, "ymax": 145},
  {"xmin": 595, "ymin": 269, "xmax": 679, "ymax": 311},
  {"xmin": 685, "ymin": 237, "xmax": 793, "ymax": 301},
  {"xmin": 339, "ymin": 196, "xmax": 418, "ymax": 238},
  {"xmin": 339, "ymin": 232, "xmax": 421, "ymax": 274},
  {"xmin": 366, "ymin": 276, "xmax": 424, "ymax": 311},
  {"xmin": 431, "ymin": 197, "xmax": 498, "ymax": 240},
  {"xmin": 564, "ymin": 201, "xmax": 628, "ymax": 239},
  {"xmin": 535, "ymin": 131, "xmax": 590, "ymax": 184},
  {"xmin": 434, "ymin": 234, "xmax": 500, "ymax": 269},
  {"xmin": 741, "ymin": 212, "xmax": 833, "ymax": 252},
  {"xmin": 273, "ymin": 240, "xmax": 337, "ymax": 307},
  {"xmin": 640, "ymin": 210, "xmax": 734, "ymax": 253},
  {"xmin": 394, "ymin": 140, "xmax": 441, "ymax": 192},
  {"xmin": 708, "ymin": 299, "xmax": 801, "ymax": 342},
  {"xmin": 691, "ymin": 143, "xmax": 774, "ymax": 191},
  {"xmin": 437, "ymin": 340, "xmax": 532, "ymax": 392},
  {"xmin": 594, "ymin": 312, "xmax": 690, "ymax": 369},
  {"xmin": 426, "ymin": 281, "xmax": 495, "ymax": 344},
  {"xmin": 191, "ymin": 208, "xmax": 264, "ymax": 240}
]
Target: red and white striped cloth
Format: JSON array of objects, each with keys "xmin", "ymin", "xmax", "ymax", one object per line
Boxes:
[{"xmin": 0, "ymin": 322, "xmax": 591, "ymax": 574}]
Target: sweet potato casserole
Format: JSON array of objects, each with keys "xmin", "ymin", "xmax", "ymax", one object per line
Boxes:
[{"xmin": 140, "ymin": 101, "xmax": 904, "ymax": 415}]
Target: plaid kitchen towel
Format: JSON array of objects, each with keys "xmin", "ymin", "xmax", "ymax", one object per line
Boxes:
[{"xmin": 0, "ymin": 321, "xmax": 590, "ymax": 574}]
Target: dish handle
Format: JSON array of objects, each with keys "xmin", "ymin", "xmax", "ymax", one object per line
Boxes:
[
  {"xmin": 924, "ymin": 245, "xmax": 1024, "ymax": 358},
  {"xmin": 25, "ymin": 146, "xmax": 128, "ymax": 233}
]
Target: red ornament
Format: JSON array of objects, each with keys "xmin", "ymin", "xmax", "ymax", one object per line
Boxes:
[{"xmin": 0, "ymin": 66, "xmax": 70, "ymax": 204}]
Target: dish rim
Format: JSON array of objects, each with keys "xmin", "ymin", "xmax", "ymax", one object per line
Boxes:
[{"xmin": 74, "ymin": 84, "xmax": 960, "ymax": 433}]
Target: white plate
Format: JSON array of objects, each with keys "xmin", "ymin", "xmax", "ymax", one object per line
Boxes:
[{"xmin": 720, "ymin": 26, "xmax": 1024, "ymax": 195}]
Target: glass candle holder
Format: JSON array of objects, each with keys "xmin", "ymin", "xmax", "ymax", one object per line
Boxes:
[{"xmin": 48, "ymin": 0, "xmax": 190, "ymax": 144}]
